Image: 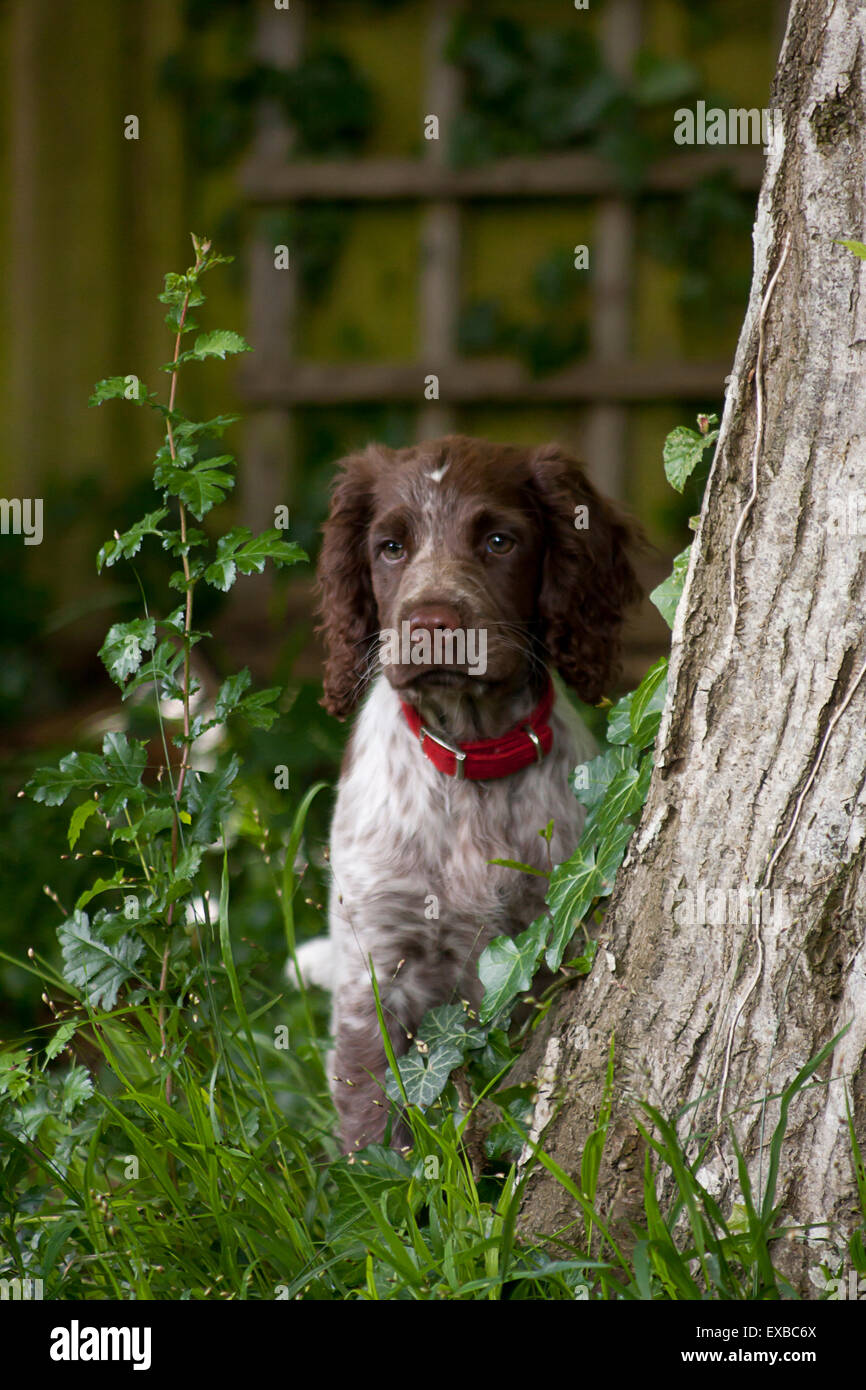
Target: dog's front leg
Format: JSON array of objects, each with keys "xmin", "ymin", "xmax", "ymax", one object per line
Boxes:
[{"xmin": 332, "ymin": 980, "xmax": 414, "ymax": 1153}]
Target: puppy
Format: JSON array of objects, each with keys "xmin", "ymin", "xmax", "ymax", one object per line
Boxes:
[{"xmin": 301, "ymin": 436, "xmax": 639, "ymax": 1152}]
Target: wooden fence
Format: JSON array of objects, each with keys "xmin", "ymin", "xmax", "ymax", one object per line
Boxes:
[{"xmin": 231, "ymin": 0, "xmax": 788, "ymax": 680}]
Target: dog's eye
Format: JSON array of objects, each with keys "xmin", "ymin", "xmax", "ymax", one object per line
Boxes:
[
  {"xmin": 485, "ymin": 533, "xmax": 515, "ymax": 556},
  {"xmin": 380, "ymin": 540, "xmax": 406, "ymax": 563}
]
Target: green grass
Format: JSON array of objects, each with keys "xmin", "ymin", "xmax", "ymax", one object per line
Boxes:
[{"xmin": 1, "ymin": 783, "xmax": 862, "ymax": 1302}]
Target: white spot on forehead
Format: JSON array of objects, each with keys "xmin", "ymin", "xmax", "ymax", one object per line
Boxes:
[{"xmin": 427, "ymin": 461, "xmax": 450, "ymax": 483}]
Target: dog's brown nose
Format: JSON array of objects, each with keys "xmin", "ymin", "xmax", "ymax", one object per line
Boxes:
[{"xmin": 407, "ymin": 603, "xmax": 462, "ymax": 636}]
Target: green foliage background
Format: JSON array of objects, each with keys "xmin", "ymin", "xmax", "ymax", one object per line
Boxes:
[{"xmin": 0, "ymin": 0, "xmax": 776, "ymax": 1150}]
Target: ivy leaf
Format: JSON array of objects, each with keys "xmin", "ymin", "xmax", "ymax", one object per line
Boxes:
[
  {"xmin": 478, "ymin": 914, "xmax": 550, "ymax": 1023},
  {"xmin": 385, "ymin": 1003, "xmax": 484, "ymax": 1107},
  {"xmin": 417, "ymin": 1003, "xmax": 484, "ymax": 1067},
  {"xmin": 545, "ymin": 819, "xmax": 634, "ymax": 970},
  {"xmin": 595, "ymin": 818, "xmax": 635, "ymax": 894},
  {"xmin": 606, "ymin": 691, "xmax": 634, "ymax": 746},
  {"xmin": 633, "ymin": 749, "xmax": 654, "ymax": 811},
  {"xmin": 98, "ymin": 618, "xmax": 157, "ymax": 685},
  {"xmin": 97, "ymin": 509, "xmax": 169, "ymax": 572},
  {"xmin": 592, "ymin": 760, "xmax": 649, "ymax": 840},
  {"xmin": 571, "ymin": 744, "xmax": 637, "ymax": 811},
  {"xmin": 472, "ymin": 1027, "xmax": 521, "ymax": 1088},
  {"xmin": 649, "ymin": 546, "xmax": 691, "ymax": 629},
  {"xmin": 546, "ymin": 841, "xmax": 605, "ymax": 968},
  {"xmin": 329, "ymin": 1147, "xmax": 415, "ymax": 1235},
  {"xmin": 629, "ymin": 658, "xmax": 668, "ymax": 749},
  {"xmin": 386, "ymin": 1046, "xmax": 461, "ymax": 1110},
  {"xmin": 837, "ymin": 238, "xmax": 866, "ymax": 261},
  {"xmin": 663, "ymin": 424, "xmax": 718, "ymax": 493},
  {"xmin": 57, "ymin": 910, "xmax": 146, "ymax": 1011}
]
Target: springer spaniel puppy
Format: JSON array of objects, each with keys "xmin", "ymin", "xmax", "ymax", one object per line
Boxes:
[{"xmin": 303, "ymin": 435, "xmax": 639, "ymax": 1153}]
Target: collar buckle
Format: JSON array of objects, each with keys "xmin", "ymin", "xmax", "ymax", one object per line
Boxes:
[
  {"xmin": 419, "ymin": 725, "xmax": 467, "ymax": 780},
  {"xmin": 523, "ymin": 723, "xmax": 545, "ymax": 764}
]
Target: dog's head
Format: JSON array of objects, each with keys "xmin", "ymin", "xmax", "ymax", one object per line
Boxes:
[{"xmin": 316, "ymin": 435, "xmax": 641, "ymax": 720}]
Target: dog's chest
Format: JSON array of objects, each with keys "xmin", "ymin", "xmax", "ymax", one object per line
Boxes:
[{"xmin": 330, "ymin": 678, "xmax": 585, "ymax": 936}]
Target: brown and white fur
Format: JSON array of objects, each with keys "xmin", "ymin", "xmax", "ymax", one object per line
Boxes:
[{"xmin": 299, "ymin": 436, "xmax": 640, "ymax": 1153}]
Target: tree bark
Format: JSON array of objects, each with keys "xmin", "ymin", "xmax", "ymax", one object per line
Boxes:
[{"xmin": 517, "ymin": 0, "xmax": 866, "ymax": 1293}]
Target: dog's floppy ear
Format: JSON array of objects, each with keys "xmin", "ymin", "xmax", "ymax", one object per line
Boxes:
[
  {"xmin": 528, "ymin": 443, "xmax": 641, "ymax": 704},
  {"xmin": 316, "ymin": 447, "xmax": 384, "ymax": 720}
]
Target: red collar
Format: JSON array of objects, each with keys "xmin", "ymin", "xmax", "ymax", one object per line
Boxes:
[{"xmin": 400, "ymin": 677, "xmax": 555, "ymax": 781}]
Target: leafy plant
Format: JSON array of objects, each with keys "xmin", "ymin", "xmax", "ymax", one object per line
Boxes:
[
  {"xmin": 25, "ymin": 237, "xmax": 304, "ymax": 1072},
  {"xmin": 1, "ymin": 239, "xmax": 325, "ymax": 1297},
  {"xmin": 649, "ymin": 412, "xmax": 718, "ymax": 624}
]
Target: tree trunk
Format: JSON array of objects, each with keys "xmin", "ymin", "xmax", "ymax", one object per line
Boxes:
[{"xmin": 517, "ymin": 0, "xmax": 866, "ymax": 1293}]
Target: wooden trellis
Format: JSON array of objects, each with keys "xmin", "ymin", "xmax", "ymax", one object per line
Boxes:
[{"xmin": 232, "ymin": 0, "xmax": 786, "ymax": 672}]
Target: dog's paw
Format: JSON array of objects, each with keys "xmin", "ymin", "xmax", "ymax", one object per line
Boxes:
[{"xmin": 286, "ymin": 936, "xmax": 335, "ymax": 991}]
